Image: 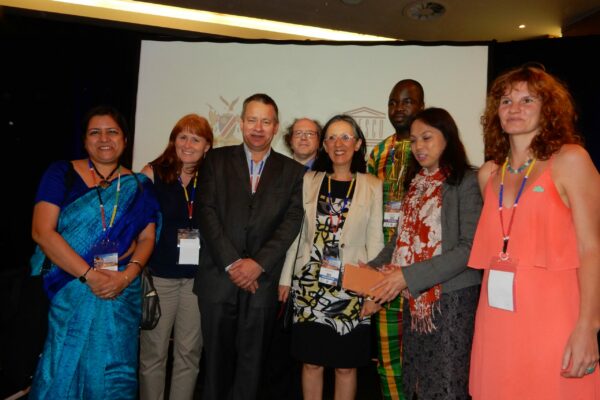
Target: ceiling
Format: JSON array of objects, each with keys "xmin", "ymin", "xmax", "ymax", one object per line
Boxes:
[{"xmin": 2, "ymin": 0, "xmax": 600, "ymax": 41}]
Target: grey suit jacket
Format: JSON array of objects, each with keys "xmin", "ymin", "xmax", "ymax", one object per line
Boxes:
[
  {"xmin": 194, "ymin": 144, "xmax": 305, "ymax": 305},
  {"xmin": 369, "ymin": 169, "xmax": 483, "ymax": 295}
]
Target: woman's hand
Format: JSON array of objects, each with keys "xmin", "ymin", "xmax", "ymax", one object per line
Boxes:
[
  {"xmin": 370, "ymin": 267, "xmax": 407, "ymax": 304},
  {"xmin": 561, "ymin": 323, "xmax": 600, "ymax": 378},
  {"xmin": 87, "ymin": 269, "xmax": 129, "ymax": 300},
  {"xmin": 279, "ymin": 285, "xmax": 290, "ymax": 302},
  {"xmin": 360, "ymin": 299, "xmax": 382, "ymax": 318}
]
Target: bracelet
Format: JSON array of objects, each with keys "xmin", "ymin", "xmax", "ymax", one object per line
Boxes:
[{"xmin": 127, "ymin": 260, "xmax": 143, "ymax": 270}]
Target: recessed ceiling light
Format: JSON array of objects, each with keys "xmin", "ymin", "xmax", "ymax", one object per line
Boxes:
[
  {"xmin": 403, "ymin": 1, "xmax": 446, "ymax": 21},
  {"xmin": 518, "ymin": 24, "xmax": 526, "ymax": 29}
]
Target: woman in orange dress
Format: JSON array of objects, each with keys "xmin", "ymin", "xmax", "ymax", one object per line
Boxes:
[{"xmin": 468, "ymin": 64, "xmax": 600, "ymax": 399}]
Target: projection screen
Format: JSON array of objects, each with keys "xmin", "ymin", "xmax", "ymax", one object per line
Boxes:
[{"xmin": 134, "ymin": 41, "xmax": 488, "ymax": 171}]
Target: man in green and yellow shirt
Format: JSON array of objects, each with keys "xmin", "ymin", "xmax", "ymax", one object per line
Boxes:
[{"xmin": 367, "ymin": 79, "xmax": 425, "ymax": 400}]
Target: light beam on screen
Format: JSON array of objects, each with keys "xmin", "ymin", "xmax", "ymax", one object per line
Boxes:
[{"xmin": 50, "ymin": 0, "xmax": 397, "ymax": 41}]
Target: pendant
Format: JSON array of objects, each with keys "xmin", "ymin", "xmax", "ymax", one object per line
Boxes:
[{"xmin": 99, "ymin": 180, "xmax": 111, "ymax": 189}]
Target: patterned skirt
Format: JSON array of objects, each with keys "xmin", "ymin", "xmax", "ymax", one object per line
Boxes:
[{"xmin": 402, "ymin": 285, "xmax": 479, "ymax": 400}]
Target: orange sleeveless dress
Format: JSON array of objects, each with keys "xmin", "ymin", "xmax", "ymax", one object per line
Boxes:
[{"xmin": 468, "ymin": 165, "xmax": 600, "ymax": 399}]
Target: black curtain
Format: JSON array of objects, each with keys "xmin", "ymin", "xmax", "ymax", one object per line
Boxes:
[{"xmin": 489, "ymin": 36, "xmax": 600, "ymax": 165}]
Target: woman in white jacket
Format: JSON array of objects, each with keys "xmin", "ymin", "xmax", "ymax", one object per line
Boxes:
[{"xmin": 279, "ymin": 114, "xmax": 384, "ymax": 400}]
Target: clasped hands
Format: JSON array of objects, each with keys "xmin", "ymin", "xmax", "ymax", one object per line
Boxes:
[
  {"xmin": 228, "ymin": 258, "xmax": 262, "ymax": 294},
  {"xmin": 87, "ymin": 269, "xmax": 130, "ymax": 300}
]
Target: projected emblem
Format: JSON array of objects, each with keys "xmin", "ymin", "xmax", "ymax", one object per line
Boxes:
[
  {"xmin": 208, "ymin": 96, "xmax": 241, "ymax": 147},
  {"xmin": 344, "ymin": 107, "xmax": 386, "ymax": 149}
]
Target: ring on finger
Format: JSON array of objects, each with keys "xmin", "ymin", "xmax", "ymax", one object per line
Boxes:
[{"xmin": 585, "ymin": 366, "xmax": 596, "ymax": 374}]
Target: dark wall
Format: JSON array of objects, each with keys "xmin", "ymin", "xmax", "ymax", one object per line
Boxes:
[{"xmin": 489, "ymin": 36, "xmax": 600, "ymax": 165}]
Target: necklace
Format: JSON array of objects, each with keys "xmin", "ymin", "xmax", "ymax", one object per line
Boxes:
[
  {"xmin": 506, "ymin": 156, "xmax": 533, "ymax": 174},
  {"xmin": 89, "ymin": 159, "xmax": 120, "ymax": 188},
  {"xmin": 87, "ymin": 159, "xmax": 122, "ymax": 233}
]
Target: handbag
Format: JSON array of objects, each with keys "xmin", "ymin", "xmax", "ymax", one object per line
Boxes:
[{"xmin": 140, "ymin": 268, "xmax": 161, "ymax": 330}]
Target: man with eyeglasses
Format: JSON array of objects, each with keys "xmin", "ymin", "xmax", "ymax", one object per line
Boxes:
[
  {"xmin": 195, "ymin": 93, "xmax": 304, "ymax": 400},
  {"xmin": 367, "ymin": 79, "xmax": 425, "ymax": 400},
  {"xmin": 283, "ymin": 118, "xmax": 322, "ymax": 170}
]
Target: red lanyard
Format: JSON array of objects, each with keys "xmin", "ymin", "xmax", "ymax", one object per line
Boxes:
[{"xmin": 178, "ymin": 172, "xmax": 198, "ymax": 222}]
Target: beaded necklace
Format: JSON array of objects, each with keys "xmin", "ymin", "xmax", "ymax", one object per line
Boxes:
[{"xmin": 506, "ymin": 154, "xmax": 534, "ymax": 174}]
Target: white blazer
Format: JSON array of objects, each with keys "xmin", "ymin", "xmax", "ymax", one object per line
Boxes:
[{"xmin": 279, "ymin": 171, "xmax": 384, "ymax": 286}]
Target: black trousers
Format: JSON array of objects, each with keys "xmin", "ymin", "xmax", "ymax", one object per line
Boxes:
[
  {"xmin": 260, "ymin": 301, "xmax": 302, "ymax": 400},
  {"xmin": 199, "ymin": 291, "xmax": 277, "ymax": 400}
]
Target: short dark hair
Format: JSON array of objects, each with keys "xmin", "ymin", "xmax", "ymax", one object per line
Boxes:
[
  {"xmin": 241, "ymin": 93, "xmax": 279, "ymax": 122},
  {"xmin": 391, "ymin": 79, "xmax": 425, "ymax": 105},
  {"xmin": 312, "ymin": 114, "xmax": 367, "ymax": 174},
  {"xmin": 405, "ymin": 107, "xmax": 473, "ymax": 188},
  {"xmin": 283, "ymin": 118, "xmax": 323, "ymax": 151}
]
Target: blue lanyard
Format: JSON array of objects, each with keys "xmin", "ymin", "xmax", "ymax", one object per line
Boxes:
[{"xmin": 250, "ymin": 160, "xmax": 265, "ymax": 194}]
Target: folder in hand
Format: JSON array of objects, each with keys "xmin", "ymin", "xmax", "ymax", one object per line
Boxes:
[{"xmin": 342, "ymin": 263, "xmax": 386, "ymax": 297}]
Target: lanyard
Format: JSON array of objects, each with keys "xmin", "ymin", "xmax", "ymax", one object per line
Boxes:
[
  {"xmin": 178, "ymin": 172, "xmax": 198, "ymax": 222},
  {"xmin": 498, "ymin": 157, "xmax": 536, "ymax": 257},
  {"xmin": 327, "ymin": 176, "xmax": 355, "ymax": 234},
  {"xmin": 249, "ymin": 160, "xmax": 265, "ymax": 194},
  {"xmin": 88, "ymin": 159, "xmax": 121, "ymax": 235}
]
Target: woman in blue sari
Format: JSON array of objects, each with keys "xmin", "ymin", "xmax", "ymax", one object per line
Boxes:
[{"xmin": 29, "ymin": 105, "xmax": 160, "ymax": 399}]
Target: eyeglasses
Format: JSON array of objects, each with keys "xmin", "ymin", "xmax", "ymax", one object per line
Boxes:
[
  {"xmin": 292, "ymin": 130, "xmax": 318, "ymax": 138},
  {"xmin": 323, "ymin": 134, "xmax": 356, "ymax": 143}
]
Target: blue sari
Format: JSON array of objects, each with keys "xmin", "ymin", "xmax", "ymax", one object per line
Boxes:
[{"xmin": 29, "ymin": 161, "xmax": 160, "ymax": 400}]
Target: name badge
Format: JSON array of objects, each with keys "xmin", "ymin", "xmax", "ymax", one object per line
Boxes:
[
  {"xmin": 383, "ymin": 201, "xmax": 402, "ymax": 228},
  {"xmin": 92, "ymin": 239, "xmax": 119, "ymax": 271},
  {"xmin": 177, "ymin": 228, "xmax": 200, "ymax": 265},
  {"xmin": 318, "ymin": 256, "xmax": 341, "ymax": 286},
  {"xmin": 487, "ymin": 254, "xmax": 518, "ymax": 312}
]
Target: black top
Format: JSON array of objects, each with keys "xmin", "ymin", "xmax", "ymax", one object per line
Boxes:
[{"xmin": 149, "ymin": 171, "xmax": 200, "ymax": 279}]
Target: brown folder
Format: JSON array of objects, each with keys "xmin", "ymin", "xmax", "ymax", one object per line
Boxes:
[{"xmin": 342, "ymin": 263, "xmax": 386, "ymax": 297}]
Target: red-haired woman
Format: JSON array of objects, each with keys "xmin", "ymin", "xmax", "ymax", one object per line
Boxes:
[
  {"xmin": 139, "ymin": 114, "xmax": 213, "ymax": 400},
  {"xmin": 469, "ymin": 65, "xmax": 600, "ymax": 399}
]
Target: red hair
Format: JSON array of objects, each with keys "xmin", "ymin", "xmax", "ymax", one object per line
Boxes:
[
  {"xmin": 482, "ymin": 65, "xmax": 582, "ymax": 164},
  {"xmin": 151, "ymin": 114, "xmax": 213, "ymax": 183}
]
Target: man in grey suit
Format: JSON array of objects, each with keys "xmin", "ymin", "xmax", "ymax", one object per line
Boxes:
[{"xmin": 195, "ymin": 93, "xmax": 304, "ymax": 400}]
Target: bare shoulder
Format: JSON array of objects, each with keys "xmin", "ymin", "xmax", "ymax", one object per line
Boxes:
[
  {"xmin": 477, "ymin": 161, "xmax": 498, "ymax": 192},
  {"xmin": 553, "ymin": 144, "xmax": 595, "ymax": 169},
  {"xmin": 140, "ymin": 164, "xmax": 154, "ymax": 181},
  {"xmin": 552, "ymin": 144, "xmax": 600, "ymax": 203}
]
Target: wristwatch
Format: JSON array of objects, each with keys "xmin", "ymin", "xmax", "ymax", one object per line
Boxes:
[{"xmin": 79, "ymin": 266, "xmax": 93, "ymax": 283}]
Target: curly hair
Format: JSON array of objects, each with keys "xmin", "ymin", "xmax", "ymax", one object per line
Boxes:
[
  {"xmin": 483, "ymin": 65, "xmax": 582, "ymax": 164},
  {"xmin": 151, "ymin": 114, "xmax": 213, "ymax": 183}
]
